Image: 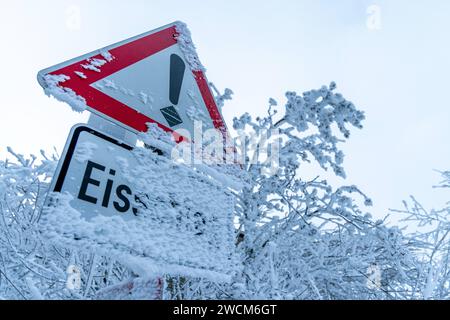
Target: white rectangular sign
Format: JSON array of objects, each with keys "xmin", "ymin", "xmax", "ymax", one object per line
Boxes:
[{"xmin": 41, "ymin": 124, "xmax": 237, "ymax": 280}]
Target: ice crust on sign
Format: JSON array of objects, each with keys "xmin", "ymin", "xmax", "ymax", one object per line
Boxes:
[
  {"xmin": 74, "ymin": 71, "xmax": 87, "ymax": 79},
  {"xmin": 74, "ymin": 141, "xmax": 98, "ymax": 162},
  {"xmin": 100, "ymin": 50, "xmax": 115, "ymax": 62},
  {"xmin": 139, "ymin": 91, "xmax": 154, "ymax": 105},
  {"xmin": 81, "ymin": 58, "xmax": 107, "ymax": 72},
  {"xmin": 40, "ymin": 51, "xmax": 113, "ymax": 113},
  {"xmin": 40, "ymin": 146, "xmax": 238, "ymax": 281}
]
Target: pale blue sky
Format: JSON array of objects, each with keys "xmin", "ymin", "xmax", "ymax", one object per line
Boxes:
[{"xmin": 1, "ymin": 0, "xmax": 449, "ymax": 220}]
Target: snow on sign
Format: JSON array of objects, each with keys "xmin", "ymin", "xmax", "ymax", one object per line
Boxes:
[
  {"xmin": 41, "ymin": 124, "xmax": 236, "ymax": 281},
  {"xmin": 37, "ymin": 21, "xmax": 228, "ymax": 141}
]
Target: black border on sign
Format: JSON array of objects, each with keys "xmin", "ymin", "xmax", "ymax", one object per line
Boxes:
[{"xmin": 54, "ymin": 125, "xmax": 133, "ymax": 192}]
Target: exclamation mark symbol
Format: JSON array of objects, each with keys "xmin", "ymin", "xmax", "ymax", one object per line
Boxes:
[{"xmin": 160, "ymin": 54, "xmax": 185, "ymax": 127}]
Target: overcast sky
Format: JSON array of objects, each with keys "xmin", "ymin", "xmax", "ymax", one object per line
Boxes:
[{"xmin": 1, "ymin": 0, "xmax": 449, "ymax": 220}]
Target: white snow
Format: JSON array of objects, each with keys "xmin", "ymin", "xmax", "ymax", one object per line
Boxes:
[
  {"xmin": 114, "ymin": 156, "xmax": 129, "ymax": 170},
  {"xmin": 5, "ymin": 76, "xmax": 450, "ymax": 299},
  {"xmin": 97, "ymin": 79, "xmax": 136, "ymax": 97},
  {"xmin": 81, "ymin": 63, "xmax": 101, "ymax": 73},
  {"xmin": 93, "ymin": 82, "xmax": 104, "ymax": 90},
  {"xmin": 186, "ymin": 105, "xmax": 206, "ymax": 122},
  {"xmin": 39, "ymin": 143, "xmax": 238, "ymax": 280},
  {"xmin": 40, "ymin": 22, "xmax": 205, "ymax": 117},
  {"xmin": 96, "ymin": 276, "xmax": 162, "ymax": 300},
  {"xmin": 25, "ymin": 278, "xmax": 43, "ymax": 300},
  {"xmin": 81, "ymin": 58, "xmax": 107, "ymax": 73},
  {"xmin": 139, "ymin": 92, "xmax": 148, "ymax": 104},
  {"xmin": 119, "ymin": 86, "xmax": 135, "ymax": 96},
  {"xmin": 42, "ymin": 74, "xmax": 88, "ymax": 113},
  {"xmin": 103, "ymin": 79, "xmax": 118, "ymax": 90},
  {"xmin": 74, "ymin": 71, "xmax": 87, "ymax": 79},
  {"xmin": 139, "ymin": 91, "xmax": 153, "ymax": 105},
  {"xmin": 174, "ymin": 21, "xmax": 206, "ymax": 72},
  {"xmin": 89, "ymin": 58, "xmax": 107, "ymax": 68}
]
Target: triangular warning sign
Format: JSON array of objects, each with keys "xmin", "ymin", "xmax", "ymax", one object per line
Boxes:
[{"xmin": 37, "ymin": 22, "xmax": 229, "ymax": 141}]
